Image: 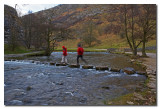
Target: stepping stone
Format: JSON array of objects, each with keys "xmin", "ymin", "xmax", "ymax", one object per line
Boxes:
[
  {"xmin": 101, "ymin": 86, "xmax": 110, "ymax": 90},
  {"xmin": 11, "ymin": 59, "xmax": 16, "ymax": 61},
  {"xmin": 82, "ymin": 65, "xmax": 93, "ymax": 69},
  {"xmin": 95, "ymin": 66, "xmax": 108, "ymax": 70},
  {"xmin": 56, "ymin": 63, "xmax": 67, "ymax": 66},
  {"xmin": 4, "ymin": 59, "xmax": 12, "ymax": 61},
  {"xmin": 110, "ymin": 68, "xmax": 120, "ymax": 72},
  {"xmin": 50, "ymin": 62, "xmax": 55, "ymax": 65},
  {"xmin": 68, "ymin": 64, "xmax": 80, "ymax": 68},
  {"xmin": 123, "ymin": 67, "xmax": 136, "ymax": 75}
]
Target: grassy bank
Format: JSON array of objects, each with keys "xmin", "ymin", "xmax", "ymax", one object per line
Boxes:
[
  {"xmin": 4, "ymin": 44, "xmax": 31, "ymax": 54},
  {"xmin": 105, "ymin": 89, "xmax": 156, "ymax": 105},
  {"xmin": 54, "ymin": 48, "xmax": 107, "ymax": 52},
  {"xmin": 26, "ymin": 51, "xmax": 45, "ymax": 57}
]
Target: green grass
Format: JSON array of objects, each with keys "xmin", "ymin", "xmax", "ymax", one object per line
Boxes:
[
  {"xmin": 54, "ymin": 48, "xmax": 107, "ymax": 52},
  {"xmin": 138, "ymin": 40, "xmax": 156, "ymax": 48},
  {"xmin": 105, "ymin": 93, "xmax": 134, "ymax": 105},
  {"xmin": 145, "ymin": 49, "xmax": 156, "ymax": 53},
  {"xmin": 4, "ymin": 44, "xmax": 31, "ymax": 54},
  {"xmin": 105, "ymin": 89, "xmax": 156, "ymax": 105},
  {"xmin": 26, "ymin": 51, "xmax": 45, "ymax": 57}
]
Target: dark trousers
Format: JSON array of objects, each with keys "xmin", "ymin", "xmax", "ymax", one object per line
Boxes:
[{"xmin": 77, "ymin": 55, "xmax": 87, "ymax": 64}]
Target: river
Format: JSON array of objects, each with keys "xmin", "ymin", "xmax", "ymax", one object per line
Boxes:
[{"xmin": 4, "ymin": 52, "xmax": 147, "ymax": 105}]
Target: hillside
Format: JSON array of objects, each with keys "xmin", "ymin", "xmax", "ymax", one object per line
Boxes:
[
  {"xmin": 32, "ymin": 4, "xmax": 156, "ymax": 49},
  {"xmin": 31, "ymin": 4, "xmax": 122, "ymax": 48},
  {"xmin": 4, "ymin": 4, "xmax": 156, "ymax": 53}
]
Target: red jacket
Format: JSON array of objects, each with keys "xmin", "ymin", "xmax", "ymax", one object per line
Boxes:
[
  {"xmin": 62, "ymin": 46, "xmax": 67, "ymax": 56},
  {"xmin": 77, "ymin": 47, "xmax": 84, "ymax": 55}
]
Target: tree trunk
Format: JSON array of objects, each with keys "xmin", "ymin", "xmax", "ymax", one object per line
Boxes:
[
  {"xmin": 142, "ymin": 35, "xmax": 147, "ymax": 57},
  {"xmin": 45, "ymin": 29, "xmax": 51, "ymax": 56},
  {"xmin": 133, "ymin": 48, "xmax": 137, "ymax": 56}
]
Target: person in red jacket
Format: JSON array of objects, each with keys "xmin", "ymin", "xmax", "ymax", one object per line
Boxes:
[
  {"xmin": 61, "ymin": 46, "xmax": 68, "ymax": 64},
  {"xmin": 77, "ymin": 44, "xmax": 87, "ymax": 65}
]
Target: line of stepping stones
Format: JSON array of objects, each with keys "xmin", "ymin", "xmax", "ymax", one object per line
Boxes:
[{"xmin": 5, "ymin": 59, "xmax": 147, "ymax": 76}]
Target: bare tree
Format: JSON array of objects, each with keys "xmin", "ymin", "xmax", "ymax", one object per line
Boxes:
[
  {"xmin": 80, "ymin": 17, "xmax": 100, "ymax": 47},
  {"xmin": 39, "ymin": 10, "xmax": 73, "ymax": 56},
  {"xmin": 138, "ymin": 5, "xmax": 156, "ymax": 56}
]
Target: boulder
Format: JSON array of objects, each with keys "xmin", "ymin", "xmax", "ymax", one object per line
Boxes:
[
  {"xmin": 123, "ymin": 67, "xmax": 135, "ymax": 75},
  {"xmin": 95, "ymin": 66, "xmax": 108, "ymax": 70},
  {"xmin": 136, "ymin": 71, "xmax": 146, "ymax": 76},
  {"xmin": 110, "ymin": 68, "xmax": 120, "ymax": 72},
  {"xmin": 68, "ymin": 64, "xmax": 80, "ymax": 68},
  {"xmin": 82, "ymin": 65, "xmax": 93, "ymax": 69}
]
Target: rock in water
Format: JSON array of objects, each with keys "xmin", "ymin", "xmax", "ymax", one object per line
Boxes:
[
  {"xmin": 56, "ymin": 63, "xmax": 67, "ymax": 66},
  {"xmin": 82, "ymin": 65, "xmax": 93, "ymax": 69},
  {"xmin": 68, "ymin": 64, "xmax": 80, "ymax": 68},
  {"xmin": 110, "ymin": 68, "xmax": 120, "ymax": 72},
  {"xmin": 101, "ymin": 86, "xmax": 110, "ymax": 90},
  {"xmin": 50, "ymin": 62, "xmax": 55, "ymax": 65},
  {"xmin": 123, "ymin": 67, "xmax": 135, "ymax": 75},
  {"xmin": 95, "ymin": 66, "xmax": 108, "ymax": 70},
  {"xmin": 26, "ymin": 86, "xmax": 32, "ymax": 91}
]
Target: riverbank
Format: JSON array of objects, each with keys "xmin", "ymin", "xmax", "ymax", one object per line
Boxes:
[{"xmin": 105, "ymin": 52, "xmax": 157, "ymax": 105}]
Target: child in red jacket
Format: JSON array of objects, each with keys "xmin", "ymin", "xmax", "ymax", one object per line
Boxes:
[
  {"xmin": 61, "ymin": 46, "xmax": 68, "ymax": 64},
  {"xmin": 77, "ymin": 44, "xmax": 87, "ymax": 65}
]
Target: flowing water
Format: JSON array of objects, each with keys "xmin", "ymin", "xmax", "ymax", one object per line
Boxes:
[{"xmin": 4, "ymin": 52, "xmax": 146, "ymax": 105}]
